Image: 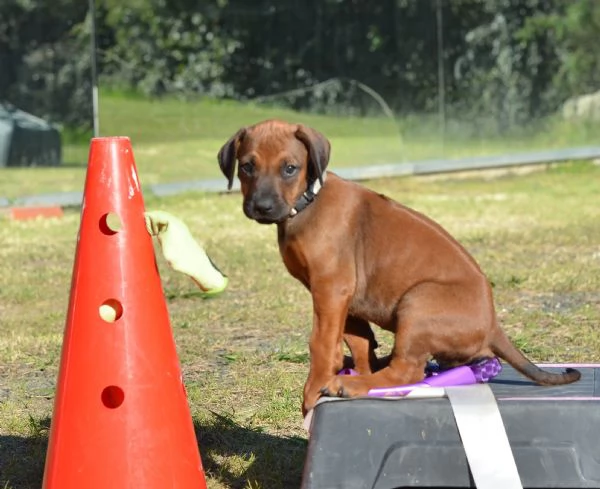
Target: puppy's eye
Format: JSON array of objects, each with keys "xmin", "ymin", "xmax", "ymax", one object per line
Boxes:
[
  {"xmin": 240, "ymin": 162, "xmax": 254, "ymax": 175},
  {"xmin": 282, "ymin": 163, "xmax": 299, "ymax": 177}
]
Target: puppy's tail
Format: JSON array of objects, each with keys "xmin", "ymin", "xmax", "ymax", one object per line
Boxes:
[{"xmin": 490, "ymin": 328, "xmax": 581, "ymax": 385}]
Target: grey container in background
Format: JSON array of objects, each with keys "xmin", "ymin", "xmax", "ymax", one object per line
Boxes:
[{"xmin": 0, "ymin": 103, "xmax": 62, "ymax": 167}]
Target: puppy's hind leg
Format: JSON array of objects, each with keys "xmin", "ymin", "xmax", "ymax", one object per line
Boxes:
[
  {"xmin": 343, "ymin": 316, "xmax": 380, "ymax": 374},
  {"xmin": 322, "ymin": 317, "xmax": 428, "ymax": 398}
]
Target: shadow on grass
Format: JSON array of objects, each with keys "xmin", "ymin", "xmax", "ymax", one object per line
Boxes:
[
  {"xmin": 0, "ymin": 422, "xmax": 49, "ymax": 489},
  {"xmin": 196, "ymin": 412, "xmax": 308, "ymax": 488},
  {"xmin": 0, "ymin": 414, "xmax": 307, "ymax": 489}
]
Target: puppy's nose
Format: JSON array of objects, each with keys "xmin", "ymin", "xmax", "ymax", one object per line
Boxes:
[{"xmin": 254, "ymin": 196, "xmax": 275, "ymax": 214}]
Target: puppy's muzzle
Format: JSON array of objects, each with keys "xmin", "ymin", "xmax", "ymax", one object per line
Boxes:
[{"xmin": 244, "ymin": 192, "xmax": 289, "ymax": 224}]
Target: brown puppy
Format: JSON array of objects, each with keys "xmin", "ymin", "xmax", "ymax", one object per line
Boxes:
[{"xmin": 218, "ymin": 119, "xmax": 581, "ymax": 416}]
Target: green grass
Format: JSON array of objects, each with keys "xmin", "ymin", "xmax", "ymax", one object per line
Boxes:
[
  {"xmin": 1, "ymin": 159, "xmax": 599, "ymax": 488},
  {"xmin": 1, "ymin": 90, "xmax": 599, "ymax": 199}
]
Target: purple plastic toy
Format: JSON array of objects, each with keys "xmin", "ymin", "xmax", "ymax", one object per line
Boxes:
[
  {"xmin": 367, "ymin": 357, "xmax": 502, "ymax": 397},
  {"xmin": 337, "ymin": 357, "xmax": 502, "ymax": 397}
]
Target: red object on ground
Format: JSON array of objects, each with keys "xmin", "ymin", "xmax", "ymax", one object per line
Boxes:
[
  {"xmin": 8, "ymin": 206, "xmax": 64, "ymax": 220},
  {"xmin": 42, "ymin": 137, "xmax": 207, "ymax": 489}
]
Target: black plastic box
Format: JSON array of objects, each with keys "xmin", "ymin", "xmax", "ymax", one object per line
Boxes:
[{"xmin": 301, "ymin": 365, "xmax": 600, "ymax": 489}]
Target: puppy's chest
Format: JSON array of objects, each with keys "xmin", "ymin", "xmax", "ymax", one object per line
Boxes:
[
  {"xmin": 278, "ymin": 240, "xmax": 311, "ymax": 287},
  {"xmin": 348, "ymin": 294, "xmax": 396, "ymax": 331}
]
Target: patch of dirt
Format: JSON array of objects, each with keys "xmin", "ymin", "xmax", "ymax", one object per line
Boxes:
[{"xmin": 511, "ymin": 291, "xmax": 600, "ymax": 313}]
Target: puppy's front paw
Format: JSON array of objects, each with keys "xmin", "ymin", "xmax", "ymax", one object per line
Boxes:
[
  {"xmin": 319, "ymin": 383, "xmax": 347, "ymax": 398},
  {"xmin": 303, "ymin": 379, "xmax": 328, "ymax": 417},
  {"xmin": 320, "ymin": 375, "xmax": 369, "ymax": 399}
]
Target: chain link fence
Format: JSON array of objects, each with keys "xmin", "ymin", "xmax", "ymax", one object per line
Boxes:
[{"xmin": 1, "ymin": 0, "xmax": 599, "ymax": 179}]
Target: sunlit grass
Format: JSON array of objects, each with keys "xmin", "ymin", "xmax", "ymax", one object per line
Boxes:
[
  {"xmin": 1, "ymin": 91, "xmax": 599, "ymax": 199},
  {"xmin": 1, "ymin": 161, "xmax": 599, "ymax": 488}
]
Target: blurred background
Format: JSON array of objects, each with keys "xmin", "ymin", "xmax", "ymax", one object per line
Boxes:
[{"xmin": 1, "ymin": 0, "xmax": 599, "ymax": 196}]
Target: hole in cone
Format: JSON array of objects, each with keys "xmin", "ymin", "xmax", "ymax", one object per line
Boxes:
[
  {"xmin": 101, "ymin": 386, "xmax": 125, "ymax": 408},
  {"xmin": 99, "ymin": 299, "xmax": 123, "ymax": 322},
  {"xmin": 99, "ymin": 212, "xmax": 122, "ymax": 235}
]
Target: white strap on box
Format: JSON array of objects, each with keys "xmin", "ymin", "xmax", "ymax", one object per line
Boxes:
[{"xmin": 446, "ymin": 384, "xmax": 523, "ymax": 489}]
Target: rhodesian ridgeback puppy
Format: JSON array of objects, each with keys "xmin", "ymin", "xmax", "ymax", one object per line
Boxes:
[{"xmin": 218, "ymin": 119, "xmax": 581, "ymax": 416}]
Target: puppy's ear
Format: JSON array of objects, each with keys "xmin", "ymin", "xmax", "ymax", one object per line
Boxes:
[
  {"xmin": 295, "ymin": 125, "xmax": 330, "ymax": 186},
  {"xmin": 217, "ymin": 128, "xmax": 247, "ymax": 190}
]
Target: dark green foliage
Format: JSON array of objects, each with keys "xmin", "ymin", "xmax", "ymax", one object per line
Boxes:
[
  {"xmin": 100, "ymin": 0, "xmax": 237, "ymax": 97},
  {"xmin": 1, "ymin": 0, "xmax": 599, "ymax": 132},
  {"xmin": 0, "ymin": 0, "xmax": 92, "ymax": 128}
]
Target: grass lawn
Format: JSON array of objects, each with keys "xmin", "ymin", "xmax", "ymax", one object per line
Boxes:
[
  {"xmin": 1, "ymin": 90, "xmax": 599, "ymax": 199},
  {"xmin": 1, "ymin": 158, "xmax": 599, "ymax": 488}
]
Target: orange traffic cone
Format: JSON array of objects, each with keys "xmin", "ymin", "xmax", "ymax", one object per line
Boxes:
[{"xmin": 42, "ymin": 137, "xmax": 207, "ymax": 489}]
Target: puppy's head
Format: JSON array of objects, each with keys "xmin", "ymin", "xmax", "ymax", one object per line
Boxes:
[{"xmin": 218, "ymin": 119, "xmax": 330, "ymax": 224}]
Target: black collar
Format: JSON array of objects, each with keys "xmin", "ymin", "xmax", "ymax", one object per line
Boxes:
[{"xmin": 289, "ymin": 171, "xmax": 327, "ymax": 218}]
